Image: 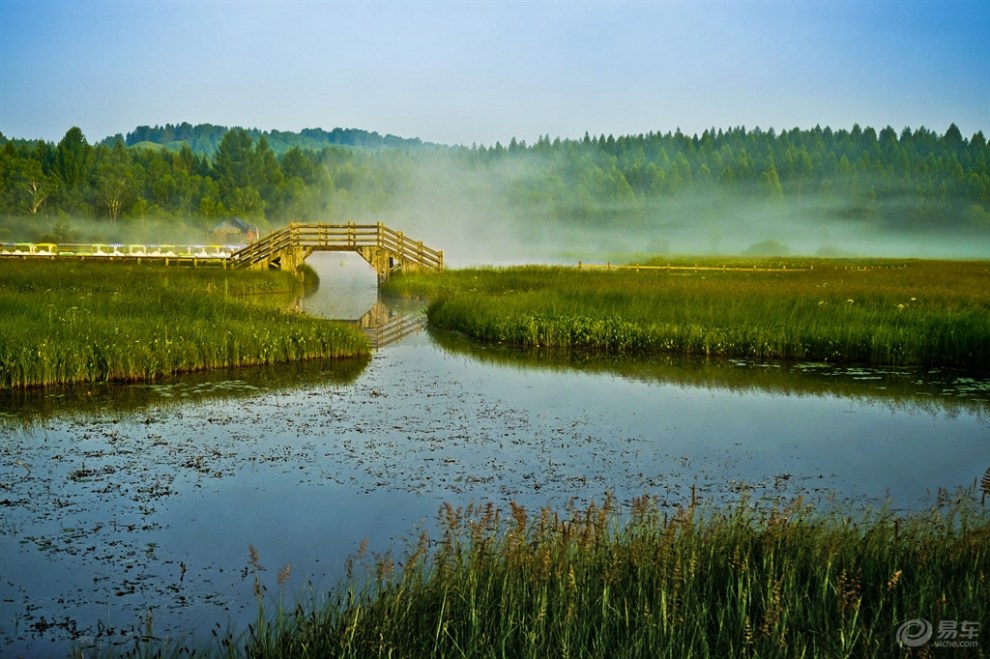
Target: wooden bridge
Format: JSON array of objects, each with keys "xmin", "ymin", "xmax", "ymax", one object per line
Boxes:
[
  {"xmin": 230, "ymin": 222, "xmax": 443, "ymax": 280},
  {"xmin": 0, "ymin": 222, "xmax": 443, "ymax": 282}
]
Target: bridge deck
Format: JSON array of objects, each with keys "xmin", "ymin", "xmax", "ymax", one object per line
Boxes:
[{"xmin": 0, "ymin": 222, "xmax": 444, "ymax": 281}]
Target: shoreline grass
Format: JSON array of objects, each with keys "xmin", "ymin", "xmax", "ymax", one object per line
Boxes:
[
  {"xmin": 383, "ymin": 258, "xmax": 990, "ymax": 369},
  {"xmin": 118, "ymin": 491, "xmax": 989, "ymax": 658},
  {"xmin": 0, "ymin": 260, "xmax": 370, "ymax": 389}
]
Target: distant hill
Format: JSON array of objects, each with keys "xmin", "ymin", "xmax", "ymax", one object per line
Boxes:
[
  {"xmin": 127, "ymin": 140, "xmax": 169, "ymax": 151},
  {"xmin": 109, "ymin": 122, "xmax": 436, "ymax": 156}
]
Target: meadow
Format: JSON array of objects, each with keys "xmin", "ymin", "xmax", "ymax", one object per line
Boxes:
[
  {"xmin": 139, "ymin": 491, "xmax": 988, "ymax": 658},
  {"xmin": 384, "ymin": 258, "xmax": 990, "ymax": 369},
  {"xmin": 0, "ymin": 260, "xmax": 370, "ymax": 389}
]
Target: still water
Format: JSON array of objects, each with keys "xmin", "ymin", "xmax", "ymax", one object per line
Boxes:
[{"xmin": 1, "ymin": 254, "xmax": 987, "ymax": 656}]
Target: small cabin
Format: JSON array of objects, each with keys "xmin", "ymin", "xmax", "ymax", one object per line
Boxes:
[{"xmin": 209, "ymin": 218, "xmax": 258, "ymax": 244}]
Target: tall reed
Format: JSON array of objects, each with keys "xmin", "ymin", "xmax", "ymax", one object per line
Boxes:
[
  {"xmin": 384, "ymin": 259, "xmax": 990, "ymax": 368},
  {"xmin": 225, "ymin": 492, "xmax": 988, "ymax": 658},
  {"xmin": 0, "ymin": 261, "xmax": 370, "ymax": 389}
]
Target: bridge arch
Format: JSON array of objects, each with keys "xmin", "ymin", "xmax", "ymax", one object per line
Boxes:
[{"xmin": 230, "ymin": 222, "xmax": 443, "ymax": 281}]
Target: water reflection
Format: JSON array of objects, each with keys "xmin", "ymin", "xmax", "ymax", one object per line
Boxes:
[
  {"xmin": 428, "ymin": 328, "xmax": 990, "ymax": 420},
  {"xmin": 298, "ymin": 251, "xmax": 427, "ymax": 347},
  {"xmin": 0, "ymin": 358, "xmax": 369, "ymax": 428},
  {"xmin": 353, "ymin": 299, "xmax": 427, "ymax": 349},
  {"xmin": 0, "ymin": 252, "xmax": 423, "ymax": 427},
  {"xmin": 0, "ymin": 295, "xmax": 427, "ymax": 427}
]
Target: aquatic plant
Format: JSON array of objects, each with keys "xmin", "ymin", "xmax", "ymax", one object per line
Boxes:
[
  {"xmin": 384, "ymin": 259, "xmax": 990, "ymax": 368},
  {"xmin": 0, "ymin": 261, "xmax": 370, "ymax": 389},
  {"xmin": 156, "ymin": 492, "xmax": 989, "ymax": 658}
]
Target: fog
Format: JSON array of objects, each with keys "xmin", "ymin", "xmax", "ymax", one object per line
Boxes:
[
  {"xmin": 0, "ymin": 214, "xmax": 269, "ymax": 253},
  {"xmin": 3, "ymin": 151, "xmax": 986, "ymax": 265},
  {"xmin": 8, "ymin": 198, "xmax": 984, "ymax": 266},
  {"xmin": 377, "ymin": 154, "xmax": 990, "ymax": 266}
]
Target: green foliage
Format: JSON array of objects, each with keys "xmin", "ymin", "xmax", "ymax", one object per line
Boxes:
[
  {"xmin": 0, "ymin": 261, "xmax": 370, "ymax": 389},
  {"xmin": 53, "ymin": 126, "xmax": 91, "ymax": 190},
  {"xmin": 1, "ymin": 123, "xmax": 988, "ymax": 242},
  {"xmin": 157, "ymin": 494, "xmax": 989, "ymax": 658},
  {"xmin": 384, "ymin": 260, "xmax": 990, "ymax": 368}
]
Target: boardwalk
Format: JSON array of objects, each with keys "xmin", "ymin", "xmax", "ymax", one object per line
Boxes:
[{"xmin": 0, "ymin": 222, "xmax": 444, "ymax": 282}]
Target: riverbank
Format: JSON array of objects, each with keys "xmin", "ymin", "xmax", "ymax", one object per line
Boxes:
[
  {"xmin": 383, "ymin": 258, "xmax": 990, "ymax": 369},
  {"xmin": 0, "ymin": 261, "xmax": 370, "ymax": 389}
]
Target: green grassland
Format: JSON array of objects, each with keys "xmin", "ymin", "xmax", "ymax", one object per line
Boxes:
[
  {"xmin": 0, "ymin": 261, "xmax": 370, "ymax": 389},
  {"xmin": 384, "ymin": 258, "xmax": 990, "ymax": 369}
]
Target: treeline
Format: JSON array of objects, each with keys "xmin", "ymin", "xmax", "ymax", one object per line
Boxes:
[
  {"xmin": 497, "ymin": 124, "xmax": 990, "ymax": 231},
  {"xmin": 120, "ymin": 122, "xmax": 429, "ymax": 156},
  {"xmin": 0, "ymin": 123, "xmax": 987, "ymax": 245}
]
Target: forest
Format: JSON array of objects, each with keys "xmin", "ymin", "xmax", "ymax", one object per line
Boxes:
[{"xmin": 0, "ymin": 122, "xmax": 988, "ymax": 258}]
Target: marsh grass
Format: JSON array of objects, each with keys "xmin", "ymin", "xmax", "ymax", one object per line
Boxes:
[
  {"xmin": 383, "ymin": 259, "xmax": 990, "ymax": 368},
  {"xmin": 0, "ymin": 261, "xmax": 370, "ymax": 389},
  {"xmin": 117, "ymin": 492, "xmax": 989, "ymax": 658}
]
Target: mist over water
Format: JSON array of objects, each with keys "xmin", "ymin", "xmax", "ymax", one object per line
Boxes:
[{"xmin": 11, "ymin": 199, "xmax": 984, "ymax": 268}]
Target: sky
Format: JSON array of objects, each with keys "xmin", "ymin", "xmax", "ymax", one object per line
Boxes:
[{"xmin": 0, "ymin": 0, "xmax": 988, "ymax": 147}]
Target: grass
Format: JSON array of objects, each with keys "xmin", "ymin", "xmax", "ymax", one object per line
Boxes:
[
  {"xmin": 383, "ymin": 258, "xmax": 990, "ymax": 368},
  {"xmin": 115, "ymin": 491, "xmax": 989, "ymax": 658},
  {"xmin": 0, "ymin": 260, "xmax": 370, "ymax": 389}
]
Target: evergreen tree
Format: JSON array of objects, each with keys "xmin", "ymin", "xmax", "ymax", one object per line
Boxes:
[{"xmin": 54, "ymin": 127, "xmax": 91, "ymax": 190}]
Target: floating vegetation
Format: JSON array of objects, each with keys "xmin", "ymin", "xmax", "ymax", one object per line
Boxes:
[
  {"xmin": 0, "ymin": 261, "xmax": 371, "ymax": 389},
  {"xmin": 385, "ymin": 259, "xmax": 990, "ymax": 368}
]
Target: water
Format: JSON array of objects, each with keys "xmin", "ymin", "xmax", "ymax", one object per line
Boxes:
[{"xmin": 1, "ymin": 253, "xmax": 987, "ymax": 656}]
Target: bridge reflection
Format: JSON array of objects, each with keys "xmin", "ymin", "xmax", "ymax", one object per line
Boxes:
[
  {"xmin": 294, "ymin": 252, "xmax": 426, "ymax": 348},
  {"xmin": 350, "ymin": 300, "xmax": 426, "ymax": 348}
]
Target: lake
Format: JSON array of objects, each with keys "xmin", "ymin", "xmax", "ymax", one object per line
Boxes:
[{"xmin": 1, "ymin": 254, "xmax": 987, "ymax": 656}]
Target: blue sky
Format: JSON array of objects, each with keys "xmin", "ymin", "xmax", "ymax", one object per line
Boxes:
[{"xmin": 1, "ymin": 0, "xmax": 987, "ymax": 146}]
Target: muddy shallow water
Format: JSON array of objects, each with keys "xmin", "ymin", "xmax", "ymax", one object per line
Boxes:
[{"xmin": 1, "ymin": 255, "xmax": 988, "ymax": 656}]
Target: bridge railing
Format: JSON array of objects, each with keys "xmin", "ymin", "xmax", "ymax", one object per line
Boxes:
[
  {"xmin": 232, "ymin": 222, "xmax": 443, "ymax": 272},
  {"xmin": 376, "ymin": 223, "xmax": 444, "ymax": 272},
  {"xmin": 1, "ymin": 242, "xmax": 238, "ymax": 259},
  {"xmin": 229, "ymin": 225, "xmax": 295, "ymax": 269}
]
